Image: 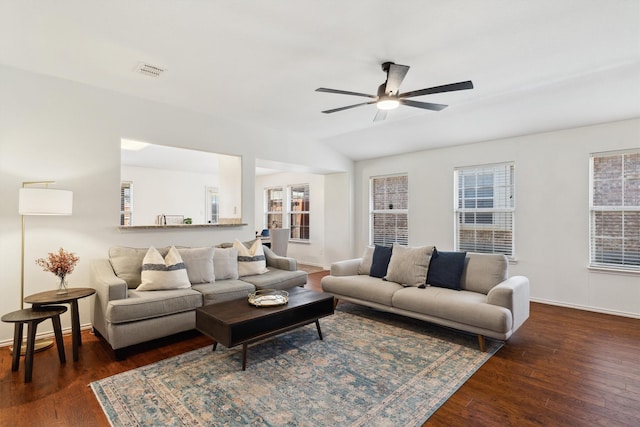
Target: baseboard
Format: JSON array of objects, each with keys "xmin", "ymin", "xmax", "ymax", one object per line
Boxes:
[
  {"xmin": 531, "ymin": 297, "xmax": 640, "ymax": 319},
  {"xmin": 0, "ymin": 322, "xmax": 93, "ymax": 348}
]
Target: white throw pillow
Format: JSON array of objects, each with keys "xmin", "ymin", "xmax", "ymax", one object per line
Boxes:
[
  {"xmin": 177, "ymin": 247, "xmax": 215, "ymax": 284},
  {"xmin": 213, "ymin": 247, "xmax": 239, "ymax": 280},
  {"xmin": 137, "ymin": 246, "xmax": 191, "ymax": 291},
  {"xmin": 233, "ymin": 238, "xmax": 269, "ymax": 277}
]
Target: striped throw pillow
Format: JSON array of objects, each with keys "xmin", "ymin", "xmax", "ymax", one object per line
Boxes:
[
  {"xmin": 233, "ymin": 239, "xmax": 268, "ymax": 277},
  {"xmin": 137, "ymin": 246, "xmax": 191, "ymax": 290}
]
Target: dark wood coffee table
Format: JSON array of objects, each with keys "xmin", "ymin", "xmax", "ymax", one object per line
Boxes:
[{"xmin": 196, "ymin": 287, "xmax": 334, "ymax": 370}]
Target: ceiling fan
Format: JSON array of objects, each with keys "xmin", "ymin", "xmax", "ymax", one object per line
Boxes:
[{"xmin": 316, "ymin": 62, "xmax": 473, "ymax": 121}]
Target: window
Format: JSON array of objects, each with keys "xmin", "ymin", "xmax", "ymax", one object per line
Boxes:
[
  {"xmin": 265, "ymin": 187, "xmax": 284, "ymax": 229},
  {"xmin": 289, "ymin": 184, "xmax": 310, "ymax": 240},
  {"xmin": 454, "ymin": 163, "xmax": 514, "ymax": 256},
  {"xmin": 120, "ymin": 181, "xmax": 132, "ymax": 226},
  {"xmin": 205, "ymin": 187, "xmax": 219, "ymax": 224},
  {"xmin": 590, "ymin": 149, "xmax": 640, "ymax": 271},
  {"xmin": 370, "ymin": 174, "xmax": 408, "ymax": 246}
]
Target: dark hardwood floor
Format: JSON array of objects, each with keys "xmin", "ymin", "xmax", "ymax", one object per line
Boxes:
[{"xmin": 1, "ymin": 270, "xmax": 639, "ymax": 426}]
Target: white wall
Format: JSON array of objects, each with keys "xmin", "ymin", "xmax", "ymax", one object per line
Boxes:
[
  {"xmin": 0, "ymin": 64, "xmax": 353, "ymax": 344},
  {"xmin": 218, "ymin": 155, "xmax": 242, "ymax": 221},
  {"xmin": 355, "ymin": 118, "xmax": 640, "ymax": 318},
  {"xmin": 122, "ymin": 165, "xmax": 218, "ymax": 225},
  {"xmin": 324, "ymin": 172, "xmax": 353, "ymax": 268}
]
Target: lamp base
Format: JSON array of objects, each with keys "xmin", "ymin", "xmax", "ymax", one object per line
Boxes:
[{"xmin": 9, "ymin": 338, "xmax": 54, "ymax": 356}]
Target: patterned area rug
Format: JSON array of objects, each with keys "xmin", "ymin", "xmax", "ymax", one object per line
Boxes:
[{"xmin": 91, "ymin": 304, "xmax": 502, "ymax": 426}]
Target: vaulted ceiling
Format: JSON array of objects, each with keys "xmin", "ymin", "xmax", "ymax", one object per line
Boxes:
[{"xmin": 1, "ymin": 1, "xmax": 639, "ymax": 161}]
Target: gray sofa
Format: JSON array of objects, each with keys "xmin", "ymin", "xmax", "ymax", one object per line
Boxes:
[
  {"xmin": 321, "ymin": 248, "xmax": 529, "ymax": 351},
  {"xmin": 90, "ymin": 245, "xmax": 307, "ymax": 358}
]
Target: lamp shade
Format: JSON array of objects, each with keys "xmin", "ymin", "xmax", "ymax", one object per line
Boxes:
[{"xmin": 18, "ymin": 188, "xmax": 73, "ymax": 215}]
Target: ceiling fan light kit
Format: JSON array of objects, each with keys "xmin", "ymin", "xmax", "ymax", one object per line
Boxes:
[
  {"xmin": 316, "ymin": 61, "xmax": 473, "ymax": 121},
  {"xmin": 376, "ymin": 97, "xmax": 399, "ymax": 110}
]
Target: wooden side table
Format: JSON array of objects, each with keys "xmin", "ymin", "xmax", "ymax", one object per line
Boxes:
[
  {"xmin": 24, "ymin": 288, "xmax": 96, "ymax": 362},
  {"xmin": 2, "ymin": 306, "xmax": 67, "ymax": 383}
]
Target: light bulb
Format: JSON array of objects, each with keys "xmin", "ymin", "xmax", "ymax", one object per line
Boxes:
[{"xmin": 377, "ymin": 98, "xmax": 399, "ymax": 110}]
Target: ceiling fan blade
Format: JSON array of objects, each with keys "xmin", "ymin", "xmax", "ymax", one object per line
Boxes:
[
  {"xmin": 399, "ymin": 80, "xmax": 474, "ymax": 98},
  {"xmin": 373, "ymin": 109, "xmax": 387, "ymax": 122},
  {"xmin": 315, "ymin": 88, "xmax": 376, "ymax": 99},
  {"xmin": 400, "ymin": 99, "xmax": 448, "ymax": 111},
  {"xmin": 384, "ymin": 63, "xmax": 410, "ymax": 95},
  {"xmin": 321, "ymin": 101, "xmax": 376, "ymax": 114}
]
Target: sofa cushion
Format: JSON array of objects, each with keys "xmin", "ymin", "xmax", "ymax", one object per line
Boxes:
[
  {"xmin": 241, "ymin": 268, "xmax": 308, "ymax": 290},
  {"xmin": 385, "ymin": 244, "xmax": 435, "ymax": 287},
  {"xmin": 192, "ymin": 280, "xmax": 255, "ymax": 305},
  {"xmin": 392, "ymin": 287, "xmax": 512, "ymax": 334},
  {"xmin": 426, "ymin": 250, "xmax": 467, "ymax": 290},
  {"xmin": 177, "ymin": 247, "xmax": 215, "ymax": 284},
  {"xmin": 460, "ymin": 253, "xmax": 508, "ymax": 294},
  {"xmin": 106, "ymin": 288, "xmax": 202, "ymax": 324},
  {"xmin": 322, "ymin": 275, "xmax": 404, "ymax": 306},
  {"xmin": 137, "ymin": 246, "xmax": 191, "ymax": 291},
  {"xmin": 109, "ymin": 246, "xmax": 171, "ymax": 289},
  {"xmin": 369, "ymin": 245, "xmax": 393, "ymax": 278},
  {"xmin": 213, "ymin": 247, "xmax": 239, "ymax": 280},
  {"xmin": 234, "ymin": 239, "xmax": 268, "ymax": 277},
  {"xmin": 357, "ymin": 246, "xmax": 374, "ymax": 275}
]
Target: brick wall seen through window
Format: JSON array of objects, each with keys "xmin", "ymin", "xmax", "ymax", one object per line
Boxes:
[{"xmin": 370, "ymin": 174, "xmax": 408, "ymax": 246}]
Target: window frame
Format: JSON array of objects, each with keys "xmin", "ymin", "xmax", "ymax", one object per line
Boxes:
[
  {"xmin": 287, "ymin": 183, "xmax": 310, "ymax": 242},
  {"xmin": 264, "ymin": 186, "xmax": 284, "ymax": 229},
  {"xmin": 454, "ymin": 162, "xmax": 515, "ymax": 257},
  {"xmin": 369, "ymin": 173, "xmax": 409, "ymax": 246},
  {"xmin": 120, "ymin": 181, "xmax": 133, "ymax": 226},
  {"xmin": 589, "ymin": 149, "xmax": 640, "ymax": 272}
]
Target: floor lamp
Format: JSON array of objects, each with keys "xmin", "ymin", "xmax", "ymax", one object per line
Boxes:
[{"xmin": 15, "ymin": 181, "xmax": 73, "ymax": 353}]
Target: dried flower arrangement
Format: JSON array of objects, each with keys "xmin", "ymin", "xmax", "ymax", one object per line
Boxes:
[{"xmin": 35, "ymin": 247, "xmax": 79, "ymax": 279}]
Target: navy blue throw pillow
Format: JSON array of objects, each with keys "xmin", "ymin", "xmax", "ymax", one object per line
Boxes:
[
  {"xmin": 425, "ymin": 250, "xmax": 467, "ymax": 290},
  {"xmin": 369, "ymin": 245, "xmax": 393, "ymax": 278}
]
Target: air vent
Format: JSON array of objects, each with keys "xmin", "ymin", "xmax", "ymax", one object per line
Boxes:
[{"xmin": 135, "ymin": 62, "xmax": 166, "ymax": 78}]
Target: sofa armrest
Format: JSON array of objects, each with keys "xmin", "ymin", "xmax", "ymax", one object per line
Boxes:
[
  {"xmin": 90, "ymin": 258, "xmax": 128, "ymax": 337},
  {"xmin": 487, "ymin": 275, "xmax": 530, "ymax": 332},
  {"xmin": 330, "ymin": 258, "xmax": 362, "ymax": 276},
  {"xmin": 263, "ymin": 245, "xmax": 297, "ymax": 271},
  {"xmin": 91, "ymin": 259, "xmax": 128, "ymax": 301}
]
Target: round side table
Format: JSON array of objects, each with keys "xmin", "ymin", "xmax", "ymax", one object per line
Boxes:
[
  {"xmin": 24, "ymin": 288, "xmax": 96, "ymax": 362},
  {"xmin": 2, "ymin": 306, "xmax": 67, "ymax": 383}
]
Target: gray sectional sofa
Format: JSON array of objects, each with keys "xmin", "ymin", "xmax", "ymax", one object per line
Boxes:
[
  {"xmin": 321, "ymin": 246, "xmax": 529, "ymax": 351},
  {"xmin": 90, "ymin": 244, "xmax": 307, "ymax": 358}
]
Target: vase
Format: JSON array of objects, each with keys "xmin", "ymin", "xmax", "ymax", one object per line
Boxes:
[{"xmin": 56, "ymin": 275, "xmax": 68, "ymax": 295}]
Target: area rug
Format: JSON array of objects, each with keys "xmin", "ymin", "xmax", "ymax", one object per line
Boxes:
[{"xmin": 91, "ymin": 304, "xmax": 502, "ymax": 426}]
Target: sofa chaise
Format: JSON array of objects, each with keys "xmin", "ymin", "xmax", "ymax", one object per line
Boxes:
[
  {"xmin": 321, "ymin": 245, "xmax": 529, "ymax": 351},
  {"xmin": 90, "ymin": 243, "xmax": 307, "ymax": 359}
]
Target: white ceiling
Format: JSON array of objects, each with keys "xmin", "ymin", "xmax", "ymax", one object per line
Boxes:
[
  {"xmin": 1, "ymin": 1, "xmax": 639, "ymax": 161},
  {"xmin": 121, "ymin": 141, "xmax": 221, "ymax": 175}
]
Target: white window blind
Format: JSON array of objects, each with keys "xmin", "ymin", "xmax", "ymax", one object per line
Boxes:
[
  {"xmin": 454, "ymin": 163, "xmax": 514, "ymax": 256},
  {"xmin": 590, "ymin": 149, "xmax": 640, "ymax": 271},
  {"xmin": 370, "ymin": 174, "xmax": 408, "ymax": 246},
  {"xmin": 120, "ymin": 181, "xmax": 132, "ymax": 226},
  {"xmin": 289, "ymin": 184, "xmax": 310, "ymax": 240}
]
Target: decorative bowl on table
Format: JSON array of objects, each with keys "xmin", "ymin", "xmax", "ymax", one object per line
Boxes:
[{"xmin": 248, "ymin": 289, "xmax": 289, "ymax": 307}]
